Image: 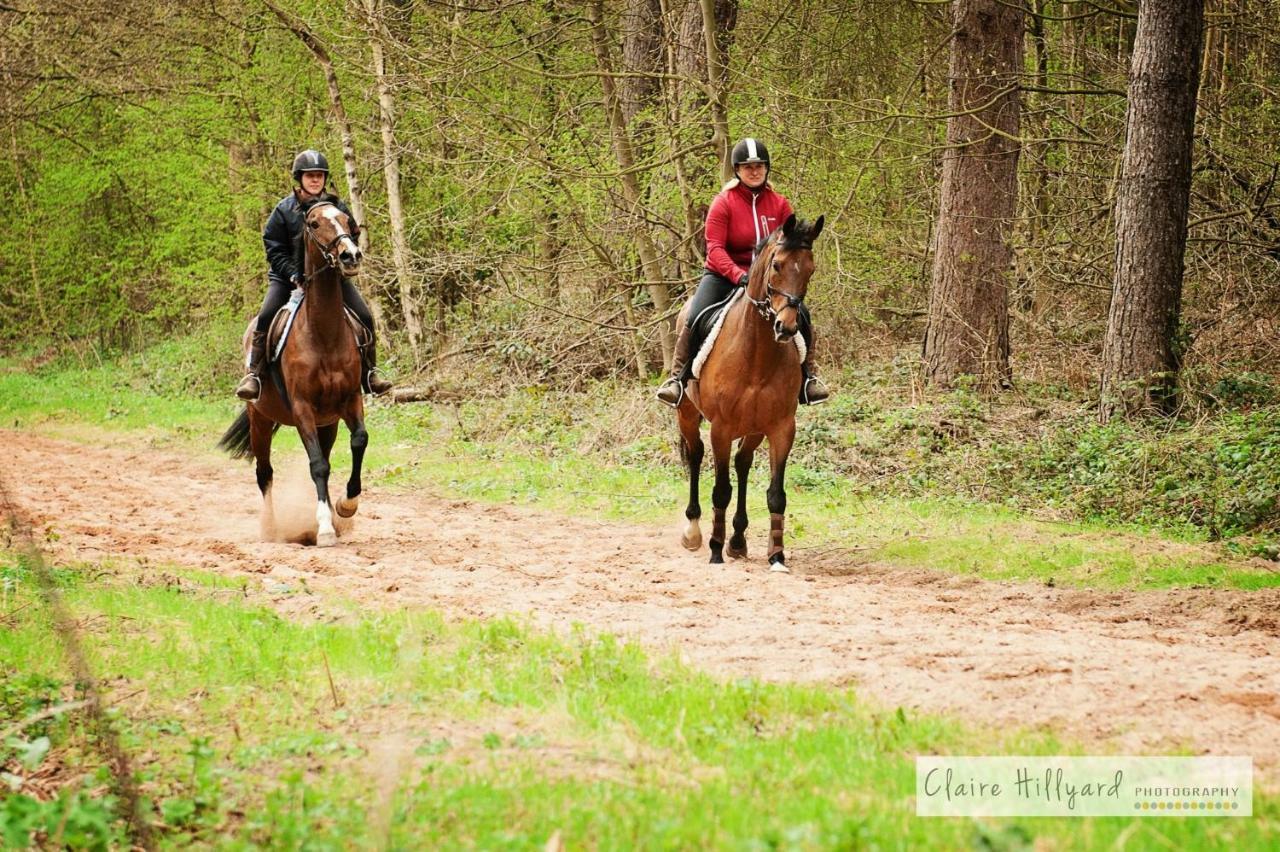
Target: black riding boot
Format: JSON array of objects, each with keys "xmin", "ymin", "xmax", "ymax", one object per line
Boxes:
[
  {"xmin": 656, "ymin": 323, "xmax": 695, "ymax": 407},
  {"xmin": 235, "ymin": 331, "xmax": 268, "ymax": 401},
  {"xmin": 364, "ymin": 335, "xmax": 393, "ymax": 396}
]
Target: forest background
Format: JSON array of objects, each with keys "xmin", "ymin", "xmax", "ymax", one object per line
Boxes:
[{"xmin": 3, "ymin": 0, "xmax": 1280, "ymax": 552}]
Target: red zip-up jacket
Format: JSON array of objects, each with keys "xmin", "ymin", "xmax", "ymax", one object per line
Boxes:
[{"xmin": 704, "ymin": 180, "xmax": 794, "ymax": 284}]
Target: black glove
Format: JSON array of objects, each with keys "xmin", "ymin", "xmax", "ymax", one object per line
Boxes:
[
  {"xmin": 737, "ymin": 273, "xmax": 749, "ymax": 287},
  {"xmin": 290, "ymin": 273, "xmax": 302, "ymax": 287}
]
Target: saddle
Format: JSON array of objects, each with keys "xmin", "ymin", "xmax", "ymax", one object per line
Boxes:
[{"xmin": 266, "ymin": 288, "xmax": 371, "ymax": 363}]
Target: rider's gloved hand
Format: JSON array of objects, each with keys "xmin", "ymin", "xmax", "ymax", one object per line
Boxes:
[{"xmin": 737, "ymin": 273, "xmax": 749, "ymax": 287}]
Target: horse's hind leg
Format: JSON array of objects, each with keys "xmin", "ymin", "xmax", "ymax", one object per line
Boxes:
[
  {"xmin": 677, "ymin": 403, "xmax": 704, "ymax": 550},
  {"xmin": 247, "ymin": 407, "xmax": 275, "ymax": 498},
  {"xmin": 707, "ymin": 423, "xmax": 734, "ymax": 564},
  {"xmin": 728, "ymin": 434, "xmax": 763, "ymax": 559},
  {"xmin": 336, "ymin": 398, "xmax": 367, "ymax": 519}
]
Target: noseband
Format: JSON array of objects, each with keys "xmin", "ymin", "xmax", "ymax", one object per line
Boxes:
[{"xmin": 302, "ymin": 202, "xmax": 356, "ymax": 283}]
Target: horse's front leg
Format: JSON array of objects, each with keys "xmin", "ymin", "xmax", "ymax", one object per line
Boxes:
[
  {"xmin": 707, "ymin": 424, "xmax": 734, "ymax": 564},
  {"xmin": 677, "ymin": 403, "xmax": 704, "ymax": 550},
  {"xmin": 296, "ymin": 409, "xmax": 338, "ymax": 547},
  {"xmin": 728, "ymin": 434, "xmax": 763, "ymax": 559},
  {"xmin": 336, "ymin": 397, "xmax": 368, "ymax": 519},
  {"xmin": 765, "ymin": 420, "xmax": 797, "ymax": 573}
]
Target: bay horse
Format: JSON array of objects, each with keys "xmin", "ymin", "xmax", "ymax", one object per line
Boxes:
[
  {"xmin": 675, "ymin": 213, "xmax": 824, "ymax": 573},
  {"xmin": 217, "ymin": 199, "xmax": 368, "ymax": 547}
]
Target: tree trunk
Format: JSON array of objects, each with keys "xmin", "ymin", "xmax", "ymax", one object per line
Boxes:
[
  {"xmin": 363, "ymin": 0, "xmax": 423, "ymax": 361},
  {"xmin": 698, "ymin": 0, "xmax": 733, "ymax": 184},
  {"xmin": 1099, "ymin": 0, "xmax": 1206, "ymax": 420},
  {"xmin": 923, "ymin": 0, "xmax": 1024, "ymax": 390},
  {"xmin": 586, "ymin": 0, "xmax": 673, "ymax": 377}
]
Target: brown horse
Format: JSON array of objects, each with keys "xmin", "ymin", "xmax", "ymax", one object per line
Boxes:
[
  {"xmin": 675, "ymin": 213, "xmax": 824, "ymax": 573},
  {"xmin": 218, "ymin": 199, "xmax": 368, "ymax": 546}
]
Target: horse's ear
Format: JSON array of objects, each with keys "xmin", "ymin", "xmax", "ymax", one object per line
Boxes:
[
  {"xmin": 782, "ymin": 213, "xmax": 797, "ymax": 236},
  {"xmin": 350, "ymin": 218, "xmax": 362, "ymax": 241},
  {"xmin": 810, "ymin": 215, "xmax": 825, "ymax": 241}
]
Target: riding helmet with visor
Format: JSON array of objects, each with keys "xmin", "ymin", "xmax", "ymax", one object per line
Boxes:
[
  {"xmin": 730, "ymin": 138, "xmax": 770, "ymax": 169},
  {"xmin": 291, "ymin": 149, "xmax": 330, "ymax": 182}
]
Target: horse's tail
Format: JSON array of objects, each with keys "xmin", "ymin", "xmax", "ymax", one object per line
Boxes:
[{"xmin": 217, "ymin": 409, "xmax": 275, "ymax": 460}]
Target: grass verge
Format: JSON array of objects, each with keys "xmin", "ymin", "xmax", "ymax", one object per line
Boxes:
[{"xmin": 2, "ymin": 558, "xmax": 1276, "ymax": 849}]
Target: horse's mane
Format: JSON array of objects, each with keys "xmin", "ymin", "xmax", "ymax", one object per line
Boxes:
[{"xmin": 751, "ymin": 217, "xmax": 820, "ymax": 268}]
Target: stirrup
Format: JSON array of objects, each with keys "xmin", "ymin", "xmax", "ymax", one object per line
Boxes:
[
  {"xmin": 235, "ymin": 373, "xmax": 262, "ymax": 403},
  {"xmin": 800, "ymin": 376, "xmax": 829, "ymax": 406},
  {"xmin": 655, "ymin": 376, "xmax": 684, "ymax": 408},
  {"xmin": 364, "ymin": 368, "xmax": 393, "ymax": 396}
]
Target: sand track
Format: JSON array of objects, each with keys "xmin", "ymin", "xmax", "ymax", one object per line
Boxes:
[{"xmin": 5, "ymin": 431, "xmax": 1279, "ymax": 780}]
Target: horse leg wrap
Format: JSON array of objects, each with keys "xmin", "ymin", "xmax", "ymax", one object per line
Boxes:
[
  {"xmin": 768, "ymin": 513, "xmax": 785, "ymax": 562},
  {"xmin": 709, "ymin": 507, "xmax": 726, "ymax": 564}
]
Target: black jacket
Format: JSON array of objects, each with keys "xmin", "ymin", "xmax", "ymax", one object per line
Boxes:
[{"xmin": 262, "ymin": 191, "xmax": 354, "ymax": 285}]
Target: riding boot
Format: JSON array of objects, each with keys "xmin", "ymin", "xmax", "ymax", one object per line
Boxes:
[
  {"xmin": 363, "ymin": 337, "xmax": 393, "ymax": 396},
  {"xmin": 798, "ymin": 326, "xmax": 829, "ymax": 406},
  {"xmin": 235, "ymin": 331, "xmax": 268, "ymax": 401},
  {"xmin": 656, "ymin": 323, "xmax": 695, "ymax": 407}
]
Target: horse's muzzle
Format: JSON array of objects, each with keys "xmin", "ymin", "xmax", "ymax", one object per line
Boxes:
[
  {"xmin": 774, "ymin": 318, "xmax": 797, "ymax": 342},
  {"xmin": 339, "ymin": 247, "xmax": 362, "ymax": 276}
]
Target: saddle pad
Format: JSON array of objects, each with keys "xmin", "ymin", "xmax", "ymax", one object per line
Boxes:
[{"xmin": 689, "ymin": 289, "xmax": 806, "ymax": 380}]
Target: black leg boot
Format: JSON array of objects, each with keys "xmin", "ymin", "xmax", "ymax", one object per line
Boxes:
[
  {"xmin": 656, "ymin": 323, "xmax": 695, "ymax": 407},
  {"xmin": 235, "ymin": 331, "xmax": 268, "ymax": 401}
]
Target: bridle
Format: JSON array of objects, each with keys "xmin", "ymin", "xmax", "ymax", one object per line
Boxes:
[
  {"xmin": 301, "ymin": 202, "xmax": 357, "ymax": 284},
  {"xmin": 745, "ymin": 239, "xmax": 808, "ymax": 323}
]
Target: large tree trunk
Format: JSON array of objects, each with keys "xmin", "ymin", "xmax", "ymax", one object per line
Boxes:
[
  {"xmin": 586, "ymin": 0, "xmax": 673, "ymax": 376},
  {"xmin": 363, "ymin": 0, "xmax": 423, "ymax": 360},
  {"xmin": 1099, "ymin": 0, "xmax": 1206, "ymax": 420},
  {"xmin": 923, "ymin": 0, "xmax": 1024, "ymax": 391},
  {"xmin": 698, "ymin": 0, "xmax": 733, "ymax": 184}
]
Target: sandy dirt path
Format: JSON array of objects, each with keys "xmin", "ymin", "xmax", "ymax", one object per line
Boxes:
[{"xmin": 5, "ymin": 430, "xmax": 1280, "ymax": 780}]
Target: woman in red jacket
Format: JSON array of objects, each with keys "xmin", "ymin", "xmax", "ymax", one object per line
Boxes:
[{"xmin": 656, "ymin": 138, "xmax": 828, "ymax": 407}]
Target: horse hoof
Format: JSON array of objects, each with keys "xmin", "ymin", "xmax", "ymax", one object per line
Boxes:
[
  {"xmin": 768, "ymin": 555, "xmax": 789, "ymax": 574},
  {"xmin": 336, "ymin": 496, "xmax": 359, "ymax": 518},
  {"xmin": 708, "ymin": 542, "xmax": 724, "ymax": 564},
  {"xmin": 727, "ymin": 540, "xmax": 747, "ymax": 559},
  {"xmin": 316, "ymin": 531, "xmax": 338, "ymax": 548},
  {"xmin": 682, "ymin": 519, "xmax": 702, "ymax": 550}
]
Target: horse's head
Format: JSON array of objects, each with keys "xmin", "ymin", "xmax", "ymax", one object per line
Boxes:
[
  {"xmin": 303, "ymin": 200, "xmax": 363, "ymax": 278},
  {"xmin": 751, "ymin": 213, "xmax": 824, "ymax": 342}
]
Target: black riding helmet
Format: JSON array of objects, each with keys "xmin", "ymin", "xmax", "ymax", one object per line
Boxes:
[
  {"xmin": 730, "ymin": 137, "xmax": 770, "ymax": 169},
  {"xmin": 291, "ymin": 149, "xmax": 330, "ymax": 182}
]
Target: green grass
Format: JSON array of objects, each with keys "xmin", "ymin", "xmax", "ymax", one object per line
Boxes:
[
  {"xmin": 2, "ymin": 558, "xmax": 1276, "ymax": 849},
  {"xmin": 2, "ymin": 350, "xmax": 1279, "ymax": 591}
]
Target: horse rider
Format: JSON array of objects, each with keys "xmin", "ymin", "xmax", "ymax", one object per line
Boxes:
[
  {"xmin": 655, "ymin": 138, "xmax": 829, "ymax": 408},
  {"xmin": 235, "ymin": 149, "xmax": 393, "ymax": 401}
]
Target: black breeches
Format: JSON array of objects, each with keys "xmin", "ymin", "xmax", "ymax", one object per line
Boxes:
[
  {"xmin": 255, "ymin": 279, "xmax": 293, "ymax": 334},
  {"xmin": 684, "ymin": 271, "xmax": 737, "ymax": 328}
]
